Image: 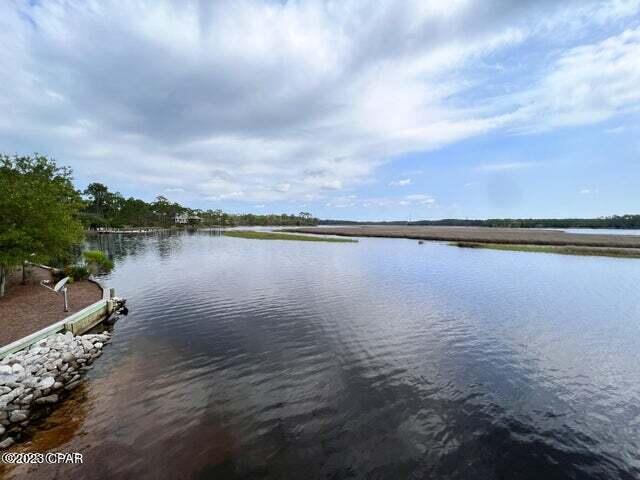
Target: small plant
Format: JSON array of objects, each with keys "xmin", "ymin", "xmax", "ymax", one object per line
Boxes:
[
  {"xmin": 63, "ymin": 265, "xmax": 90, "ymax": 281},
  {"xmin": 82, "ymin": 250, "xmax": 114, "ymax": 274}
]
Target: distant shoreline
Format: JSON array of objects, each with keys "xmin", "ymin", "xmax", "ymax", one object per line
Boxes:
[
  {"xmin": 223, "ymin": 230, "xmax": 357, "ymax": 242},
  {"xmin": 318, "ymin": 217, "xmax": 640, "ymax": 230},
  {"xmin": 286, "ymin": 226, "xmax": 640, "ymax": 258}
]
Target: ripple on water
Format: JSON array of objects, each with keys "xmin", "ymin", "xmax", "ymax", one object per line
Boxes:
[{"xmin": 7, "ymin": 232, "xmax": 640, "ymax": 479}]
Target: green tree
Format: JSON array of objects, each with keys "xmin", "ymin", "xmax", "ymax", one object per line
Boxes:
[
  {"xmin": 83, "ymin": 182, "xmax": 110, "ymax": 217},
  {"xmin": 116, "ymin": 197, "xmax": 152, "ymax": 226},
  {"xmin": 152, "ymin": 195, "xmax": 184, "ymax": 227},
  {"xmin": 0, "ymin": 154, "xmax": 84, "ymax": 297}
]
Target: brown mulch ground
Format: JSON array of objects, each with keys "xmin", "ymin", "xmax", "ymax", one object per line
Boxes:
[{"xmin": 0, "ymin": 266, "xmax": 103, "ymax": 347}]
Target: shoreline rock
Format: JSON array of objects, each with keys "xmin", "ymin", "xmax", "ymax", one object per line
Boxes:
[{"xmin": 0, "ymin": 330, "xmax": 112, "ymax": 449}]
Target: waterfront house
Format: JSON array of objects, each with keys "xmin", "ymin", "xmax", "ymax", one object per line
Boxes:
[
  {"xmin": 174, "ymin": 213, "xmax": 189, "ymax": 224},
  {"xmin": 174, "ymin": 213, "xmax": 202, "ymax": 225}
]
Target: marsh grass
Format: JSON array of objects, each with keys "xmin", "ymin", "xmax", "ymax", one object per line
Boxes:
[
  {"xmin": 452, "ymin": 242, "xmax": 640, "ymax": 258},
  {"xmin": 289, "ymin": 226, "xmax": 640, "ymax": 249},
  {"xmin": 223, "ymin": 230, "xmax": 357, "ymax": 243}
]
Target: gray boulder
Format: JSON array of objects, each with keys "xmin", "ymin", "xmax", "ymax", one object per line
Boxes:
[
  {"xmin": 9, "ymin": 410, "xmax": 29, "ymax": 423},
  {"xmin": 0, "ymin": 436, "xmax": 14, "ymax": 449},
  {"xmin": 35, "ymin": 394, "xmax": 59, "ymax": 405},
  {"xmin": 38, "ymin": 376, "xmax": 55, "ymax": 390}
]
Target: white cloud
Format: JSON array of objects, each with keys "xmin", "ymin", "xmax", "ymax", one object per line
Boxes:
[
  {"xmin": 605, "ymin": 126, "xmax": 627, "ymax": 134},
  {"xmin": 205, "ymin": 191, "xmax": 245, "ymax": 201},
  {"xmin": 0, "ymin": 0, "xmax": 638, "ymax": 206},
  {"xmin": 326, "ymin": 193, "xmax": 435, "ymax": 209},
  {"xmin": 507, "ymin": 27, "xmax": 640, "ymax": 132},
  {"xmin": 404, "ymin": 194, "xmax": 436, "ymax": 205},
  {"xmin": 477, "ymin": 162, "xmax": 535, "ymax": 172},
  {"xmin": 274, "ymin": 183, "xmax": 291, "ymax": 193},
  {"xmin": 389, "ymin": 178, "xmax": 412, "ymax": 187}
]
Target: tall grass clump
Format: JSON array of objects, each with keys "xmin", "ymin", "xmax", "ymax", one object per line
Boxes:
[{"xmin": 83, "ymin": 250, "xmax": 114, "ymax": 274}]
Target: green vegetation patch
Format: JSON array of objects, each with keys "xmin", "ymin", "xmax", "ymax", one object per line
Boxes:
[
  {"xmin": 223, "ymin": 230, "xmax": 357, "ymax": 242},
  {"xmin": 0, "ymin": 154, "xmax": 85, "ymax": 297},
  {"xmin": 452, "ymin": 242, "xmax": 640, "ymax": 258},
  {"xmin": 83, "ymin": 250, "xmax": 114, "ymax": 273}
]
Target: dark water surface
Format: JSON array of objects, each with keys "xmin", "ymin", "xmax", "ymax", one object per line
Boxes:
[{"xmin": 6, "ymin": 231, "xmax": 640, "ymax": 479}]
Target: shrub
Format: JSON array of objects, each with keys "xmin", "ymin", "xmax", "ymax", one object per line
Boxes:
[
  {"xmin": 63, "ymin": 265, "xmax": 90, "ymax": 281},
  {"xmin": 83, "ymin": 250, "xmax": 113, "ymax": 274}
]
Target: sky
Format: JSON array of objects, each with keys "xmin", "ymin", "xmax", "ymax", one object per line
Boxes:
[{"xmin": 1, "ymin": 0, "xmax": 639, "ymax": 221}]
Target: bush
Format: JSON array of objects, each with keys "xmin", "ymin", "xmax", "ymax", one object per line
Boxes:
[
  {"xmin": 63, "ymin": 265, "xmax": 90, "ymax": 281},
  {"xmin": 83, "ymin": 250, "xmax": 113, "ymax": 274}
]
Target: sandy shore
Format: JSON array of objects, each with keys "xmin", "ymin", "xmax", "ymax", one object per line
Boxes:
[{"xmin": 286, "ymin": 226, "xmax": 640, "ymax": 250}]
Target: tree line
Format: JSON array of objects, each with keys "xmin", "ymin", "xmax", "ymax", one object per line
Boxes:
[
  {"xmin": 81, "ymin": 182, "xmax": 317, "ymax": 228},
  {"xmin": 407, "ymin": 217, "xmax": 640, "ymax": 229},
  {"xmin": 320, "ymin": 216, "xmax": 640, "ymax": 229},
  {"xmin": 0, "ymin": 154, "xmax": 317, "ymax": 297}
]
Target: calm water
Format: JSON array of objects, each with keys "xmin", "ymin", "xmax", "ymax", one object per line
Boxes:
[
  {"xmin": 6, "ymin": 231, "xmax": 640, "ymax": 479},
  {"xmin": 563, "ymin": 228, "xmax": 640, "ymax": 236}
]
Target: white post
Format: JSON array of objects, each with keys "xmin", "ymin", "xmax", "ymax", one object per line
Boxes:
[{"xmin": 63, "ymin": 287, "xmax": 69, "ymax": 312}]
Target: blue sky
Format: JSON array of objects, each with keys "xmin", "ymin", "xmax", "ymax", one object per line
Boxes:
[{"xmin": 1, "ymin": 0, "xmax": 639, "ymax": 220}]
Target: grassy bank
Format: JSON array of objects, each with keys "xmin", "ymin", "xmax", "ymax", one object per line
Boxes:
[
  {"xmin": 452, "ymin": 242, "xmax": 640, "ymax": 258},
  {"xmin": 223, "ymin": 230, "xmax": 357, "ymax": 242},
  {"xmin": 288, "ymin": 226, "xmax": 640, "ymax": 248}
]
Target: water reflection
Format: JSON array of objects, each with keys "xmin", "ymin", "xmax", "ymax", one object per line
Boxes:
[{"xmin": 9, "ymin": 231, "xmax": 640, "ymax": 479}]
